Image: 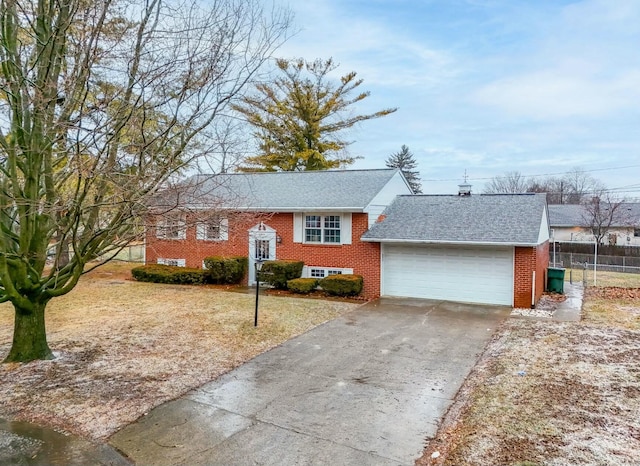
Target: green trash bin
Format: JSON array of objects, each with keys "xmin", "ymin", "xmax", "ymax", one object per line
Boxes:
[{"xmin": 547, "ymin": 267, "xmax": 565, "ymax": 294}]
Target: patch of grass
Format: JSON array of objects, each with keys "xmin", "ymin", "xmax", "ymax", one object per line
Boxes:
[
  {"xmin": 0, "ymin": 261, "xmax": 358, "ymax": 440},
  {"xmin": 564, "ymin": 268, "xmax": 640, "ymax": 288},
  {"xmin": 419, "ymin": 289, "xmax": 640, "ymax": 466},
  {"xmin": 582, "ymin": 288, "xmax": 640, "ymax": 330}
]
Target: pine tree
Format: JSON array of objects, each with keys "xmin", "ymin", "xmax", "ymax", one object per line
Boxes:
[
  {"xmin": 385, "ymin": 145, "xmax": 422, "ymax": 193},
  {"xmin": 233, "ymin": 58, "xmax": 397, "ymax": 171}
]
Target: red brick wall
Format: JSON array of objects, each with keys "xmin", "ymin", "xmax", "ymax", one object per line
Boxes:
[
  {"xmin": 145, "ymin": 212, "xmax": 381, "ymax": 299},
  {"xmin": 145, "ymin": 212, "xmax": 263, "ymax": 267},
  {"xmin": 513, "ymin": 241, "xmax": 550, "ymax": 308}
]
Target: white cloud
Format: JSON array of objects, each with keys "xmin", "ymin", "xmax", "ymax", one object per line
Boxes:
[
  {"xmin": 265, "ymin": 0, "xmax": 640, "ymax": 197},
  {"xmin": 278, "ymin": 1, "xmax": 455, "ymax": 88},
  {"xmin": 472, "ymin": 68, "xmax": 640, "ymax": 119},
  {"xmin": 470, "ymin": 0, "xmax": 640, "ymax": 120}
]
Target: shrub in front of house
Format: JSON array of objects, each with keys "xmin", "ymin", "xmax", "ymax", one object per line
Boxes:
[
  {"xmin": 286, "ymin": 278, "xmax": 319, "ymax": 294},
  {"xmin": 131, "ymin": 264, "xmax": 206, "ymax": 285},
  {"xmin": 260, "ymin": 260, "xmax": 304, "ymax": 289},
  {"xmin": 203, "ymin": 256, "xmax": 248, "ymax": 284},
  {"xmin": 319, "ymin": 274, "xmax": 363, "ymax": 296}
]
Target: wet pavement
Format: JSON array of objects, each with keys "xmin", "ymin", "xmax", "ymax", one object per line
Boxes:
[
  {"xmin": 552, "ymin": 282, "xmax": 583, "ymax": 322},
  {"xmin": 0, "ymin": 418, "xmax": 130, "ymax": 466},
  {"xmin": 110, "ymin": 298, "xmax": 510, "ymax": 465}
]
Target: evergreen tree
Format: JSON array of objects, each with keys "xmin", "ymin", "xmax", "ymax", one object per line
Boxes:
[
  {"xmin": 385, "ymin": 145, "xmax": 422, "ymax": 193},
  {"xmin": 233, "ymin": 58, "xmax": 397, "ymax": 171}
]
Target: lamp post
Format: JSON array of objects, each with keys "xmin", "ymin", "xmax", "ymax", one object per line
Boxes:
[{"xmin": 254, "ymin": 259, "xmax": 264, "ymax": 327}]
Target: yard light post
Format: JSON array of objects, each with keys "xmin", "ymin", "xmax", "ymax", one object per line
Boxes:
[{"xmin": 254, "ymin": 259, "xmax": 264, "ymax": 327}]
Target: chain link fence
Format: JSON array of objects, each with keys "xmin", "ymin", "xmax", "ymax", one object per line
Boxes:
[
  {"xmin": 550, "ymin": 260, "xmax": 640, "ymax": 288},
  {"xmin": 552, "ymin": 253, "xmax": 640, "ymax": 274}
]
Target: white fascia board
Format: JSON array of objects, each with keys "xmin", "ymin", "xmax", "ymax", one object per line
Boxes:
[
  {"xmin": 364, "ymin": 171, "xmax": 413, "ymax": 213},
  {"xmin": 538, "ymin": 205, "xmax": 551, "ymax": 243},
  {"xmin": 269, "ymin": 207, "xmax": 365, "ymax": 213},
  {"xmin": 184, "ymin": 206, "xmax": 364, "ymax": 213},
  {"xmin": 360, "ymin": 238, "xmax": 540, "ymax": 247}
]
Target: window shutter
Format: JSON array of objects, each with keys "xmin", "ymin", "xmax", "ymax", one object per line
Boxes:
[
  {"xmin": 342, "ymin": 213, "xmax": 352, "ymax": 245},
  {"xmin": 196, "ymin": 223, "xmax": 205, "ymax": 240},
  {"xmin": 293, "ymin": 213, "xmax": 303, "ymax": 243},
  {"xmin": 220, "ymin": 218, "xmax": 229, "ymax": 241}
]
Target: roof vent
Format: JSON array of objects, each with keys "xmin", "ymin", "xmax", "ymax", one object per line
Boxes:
[
  {"xmin": 458, "ymin": 170, "xmax": 471, "ymax": 196},
  {"xmin": 458, "ymin": 182, "xmax": 472, "ymax": 196}
]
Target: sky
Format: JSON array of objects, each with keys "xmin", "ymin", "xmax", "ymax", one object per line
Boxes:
[{"xmin": 273, "ymin": 0, "xmax": 640, "ymax": 197}]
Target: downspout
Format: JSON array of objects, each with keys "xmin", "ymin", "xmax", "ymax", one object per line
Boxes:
[{"xmin": 531, "ymin": 270, "xmax": 536, "ymax": 309}]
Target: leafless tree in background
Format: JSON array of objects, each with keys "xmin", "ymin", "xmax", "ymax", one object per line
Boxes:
[{"xmin": 0, "ymin": 0, "xmax": 291, "ymax": 362}]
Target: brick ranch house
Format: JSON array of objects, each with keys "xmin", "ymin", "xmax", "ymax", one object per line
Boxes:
[{"xmin": 145, "ymin": 169, "xmax": 550, "ymax": 308}]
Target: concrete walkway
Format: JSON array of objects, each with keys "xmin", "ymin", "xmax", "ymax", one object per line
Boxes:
[
  {"xmin": 110, "ymin": 299, "xmax": 510, "ymax": 465},
  {"xmin": 553, "ymin": 282, "xmax": 584, "ymax": 322}
]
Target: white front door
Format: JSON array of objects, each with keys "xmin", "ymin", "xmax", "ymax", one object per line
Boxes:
[{"xmin": 248, "ymin": 222, "xmax": 276, "ymax": 284}]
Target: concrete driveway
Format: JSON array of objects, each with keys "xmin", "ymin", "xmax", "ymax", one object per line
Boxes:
[{"xmin": 110, "ymin": 298, "xmax": 510, "ymax": 465}]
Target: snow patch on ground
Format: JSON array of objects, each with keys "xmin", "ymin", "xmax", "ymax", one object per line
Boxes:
[
  {"xmin": 511, "ymin": 308, "xmax": 554, "ymax": 318},
  {"xmin": 511, "ymin": 293, "xmax": 566, "ymax": 318}
]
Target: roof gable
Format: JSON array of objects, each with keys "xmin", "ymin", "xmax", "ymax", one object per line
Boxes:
[
  {"xmin": 154, "ymin": 169, "xmax": 401, "ymax": 212},
  {"xmin": 362, "ymin": 193, "xmax": 549, "ymax": 245}
]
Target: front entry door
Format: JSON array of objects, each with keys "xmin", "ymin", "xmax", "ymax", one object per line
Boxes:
[{"xmin": 248, "ymin": 222, "xmax": 276, "ymax": 284}]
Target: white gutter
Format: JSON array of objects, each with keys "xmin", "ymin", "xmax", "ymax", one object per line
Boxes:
[
  {"xmin": 152, "ymin": 206, "xmax": 366, "ymax": 213},
  {"xmin": 360, "ymin": 238, "xmax": 541, "ymax": 247}
]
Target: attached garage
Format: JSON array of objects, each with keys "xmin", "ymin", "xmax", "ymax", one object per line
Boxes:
[
  {"xmin": 362, "ymin": 192, "xmax": 551, "ymax": 308},
  {"xmin": 382, "ymin": 244, "xmax": 514, "ymax": 305}
]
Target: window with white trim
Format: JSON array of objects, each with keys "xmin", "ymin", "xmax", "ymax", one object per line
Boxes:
[
  {"xmin": 304, "ymin": 214, "xmax": 341, "ymax": 244},
  {"xmin": 156, "ymin": 214, "xmax": 186, "ymax": 240},
  {"xmin": 157, "ymin": 258, "xmax": 186, "ymax": 267},
  {"xmin": 196, "ymin": 216, "xmax": 228, "ymax": 241},
  {"xmin": 306, "ymin": 267, "xmax": 353, "ymax": 279}
]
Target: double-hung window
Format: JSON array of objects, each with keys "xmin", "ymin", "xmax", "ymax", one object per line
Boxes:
[
  {"xmin": 156, "ymin": 214, "xmax": 186, "ymax": 240},
  {"xmin": 305, "ymin": 214, "xmax": 341, "ymax": 244},
  {"xmin": 196, "ymin": 216, "xmax": 228, "ymax": 241}
]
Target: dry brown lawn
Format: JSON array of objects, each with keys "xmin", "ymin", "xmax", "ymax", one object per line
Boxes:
[
  {"xmin": 0, "ymin": 262, "xmax": 358, "ymax": 440},
  {"xmin": 418, "ymin": 285, "xmax": 640, "ymax": 466},
  {"xmin": 565, "ymin": 268, "xmax": 640, "ymax": 288}
]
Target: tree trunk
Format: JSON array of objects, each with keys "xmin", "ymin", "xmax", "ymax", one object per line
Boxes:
[{"xmin": 4, "ymin": 301, "xmax": 53, "ymax": 363}]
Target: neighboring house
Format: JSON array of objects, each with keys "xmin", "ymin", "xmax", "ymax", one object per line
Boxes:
[
  {"xmin": 146, "ymin": 169, "xmax": 413, "ymax": 299},
  {"xmin": 548, "ymin": 203, "xmax": 640, "ymax": 246},
  {"xmin": 146, "ymin": 170, "xmax": 550, "ymax": 307},
  {"xmin": 361, "ymin": 193, "xmax": 550, "ymax": 308}
]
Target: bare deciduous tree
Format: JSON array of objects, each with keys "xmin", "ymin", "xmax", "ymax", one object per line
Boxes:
[
  {"xmin": 485, "ymin": 168, "xmax": 606, "ymax": 204},
  {"xmin": 0, "ymin": 0, "xmax": 291, "ymax": 362},
  {"xmin": 483, "ymin": 171, "xmax": 529, "ymax": 194},
  {"xmin": 581, "ymin": 191, "xmax": 630, "ymax": 245}
]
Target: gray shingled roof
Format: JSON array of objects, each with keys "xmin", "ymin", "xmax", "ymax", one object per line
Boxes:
[
  {"xmin": 153, "ymin": 169, "xmax": 402, "ymax": 211},
  {"xmin": 362, "ymin": 193, "xmax": 548, "ymax": 245},
  {"xmin": 548, "ymin": 203, "xmax": 640, "ymax": 227}
]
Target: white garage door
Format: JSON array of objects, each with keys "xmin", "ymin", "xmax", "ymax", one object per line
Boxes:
[{"xmin": 382, "ymin": 244, "xmax": 514, "ymax": 305}]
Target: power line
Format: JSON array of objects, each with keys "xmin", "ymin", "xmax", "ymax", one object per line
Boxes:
[{"xmin": 421, "ymin": 164, "xmax": 640, "ymax": 183}]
